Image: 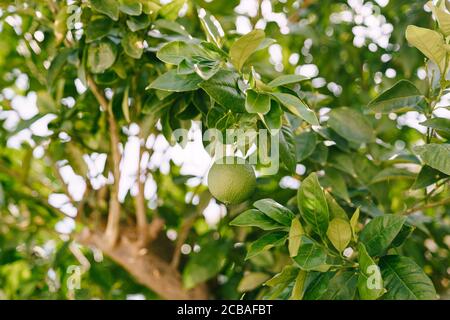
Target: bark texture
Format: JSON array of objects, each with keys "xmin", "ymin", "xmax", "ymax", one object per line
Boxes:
[{"xmin": 77, "ymin": 229, "xmax": 209, "ymax": 300}]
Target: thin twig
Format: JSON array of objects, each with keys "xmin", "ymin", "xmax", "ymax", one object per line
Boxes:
[
  {"xmin": 135, "ymin": 141, "xmax": 148, "ymax": 246},
  {"xmin": 402, "ymin": 197, "xmax": 450, "ymax": 215},
  {"xmin": 171, "ymin": 189, "xmax": 211, "ymax": 269}
]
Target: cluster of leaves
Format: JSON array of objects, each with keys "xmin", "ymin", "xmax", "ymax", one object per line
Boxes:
[
  {"xmin": 162, "ymin": 2, "xmax": 449, "ymax": 299},
  {"xmin": 231, "ymin": 173, "xmax": 436, "ymax": 299},
  {"xmin": 150, "ymin": 27, "xmax": 319, "ymax": 169},
  {"xmin": 0, "ymin": 0, "xmax": 449, "ymax": 300}
]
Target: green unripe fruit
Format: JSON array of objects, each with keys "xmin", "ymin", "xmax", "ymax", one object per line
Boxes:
[{"xmin": 207, "ymin": 157, "xmax": 256, "ymax": 205}]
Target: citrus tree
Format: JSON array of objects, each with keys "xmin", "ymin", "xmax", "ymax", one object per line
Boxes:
[{"xmin": 0, "ymin": 0, "xmax": 449, "ymax": 300}]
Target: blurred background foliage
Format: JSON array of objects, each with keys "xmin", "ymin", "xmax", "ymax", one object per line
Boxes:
[{"xmin": 0, "ymin": 0, "xmax": 448, "ymax": 299}]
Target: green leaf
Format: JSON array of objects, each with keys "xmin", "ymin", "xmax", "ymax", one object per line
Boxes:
[
  {"xmin": 53, "ymin": 6, "xmax": 68, "ymax": 45},
  {"xmin": 192, "ymin": 90, "xmax": 210, "ymax": 115},
  {"xmin": 322, "ymin": 168, "xmax": 350, "ymax": 202},
  {"xmin": 159, "ymin": 0, "xmax": 185, "ymax": 20},
  {"xmin": 359, "ymin": 215, "xmax": 406, "ymax": 256},
  {"xmin": 245, "ymin": 231, "xmax": 287, "ymax": 260},
  {"xmin": 268, "ymin": 74, "xmax": 310, "ymax": 88},
  {"xmin": 290, "ymin": 270, "xmax": 307, "ymax": 300},
  {"xmin": 367, "ymin": 80, "xmax": 425, "ymax": 114},
  {"xmin": 238, "ymin": 272, "xmax": 270, "ymax": 292},
  {"xmin": 295, "ymin": 131, "xmax": 317, "ymax": 162},
  {"xmin": 156, "ymin": 41, "xmax": 206, "ymax": 65},
  {"xmin": 292, "ymin": 236, "xmax": 328, "ymax": 270},
  {"xmin": 264, "ymin": 279, "xmax": 294, "ymax": 299},
  {"xmin": 320, "ymin": 270, "xmax": 358, "ymax": 300},
  {"xmin": 36, "ymin": 91, "xmax": 56, "ymax": 113},
  {"xmin": 288, "ymin": 218, "xmax": 304, "ymax": 257},
  {"xmin": 414, "ymin": 143, "xmax": 450, "ymax": 175},
  {"xmin": 248, "ymin": 251, "xmax": 275, "ymax": 269},
  {"xmin": 148, "ymin": 70, "xmax": 202, "ymax": 92},
  {"xmin": 230, "ymin": 209, "xmax": 285, "ymax": 230},
  {"xmin": 199, "ymin": 70, "xmax": 245, "ymax": 112},
  {"xmin": 198, "ymin": 10, "xmax": 224, "ymax": 48},
  {"xmin": 201, "ymin": 41, "xmax": 228, "ymax": 58},
  {"xmin": 391, "ymin": 223, "xmax": 415, "ymax": 248},
  {"xmin": 85, "ymin": 16, "xmax": 114, "ymax": 43},
  {"xmin": 90, "ymin": 0, "xmax": 119, "ymax": 21},
  {"xmin": 261, "ymin": 100, "xmax": 283, "ymax": 133},
  {"xmin": 412, "ymin": 165, "xmax": 448, "ymax": 189},
  {"xmin": 121, "ymin": 32, "xmax": 143, "ymax": 59},
  {"xmin": 271, "ymin": 92, "xmax": 319, "ymax": 126},
  {"xmin": 352, "ymin": 153, "xmax": 377, "ymax": 184},
  {"xmin": 429, "ymin": 2, "xmax": 450, "ymax": 36},
  {"xmin": 182, "ymin": 238, "xmax": 229, "ymax": 289},
  {"xmin": 257, "ymin": 37, "xmax": 276, "ymax": 51},
  {"xmin": 303, "ymin": 272, "xmax": 334, "ymax": 300},
  {"xmin": 309, "ymin": 142, "xmax": 328, "ymax": 165},
  {"xmin": 379, "ymin": 255, "xmax": 437, "ymax": 300},
  {"xmin": 87, "ymin": 41, "xmax": 117, "ymax": 74},
  {"xmin": 279, "ymin": 125, "xmax": 297, "ymax": 174},
  {"xmin": 297, "ymin": 172, "xmax": 329, "ymax": 238},
  {"xmin": 230, "ymin": 30, "xmax": 265, "ymax": 71},
  {"xmin": 317, "ymin": 127, "xmax": 351, "ymax": 153},
  {"xmin": 122, "ymin": 86, "xmax": 130, "ymax": 123},
  {"xmin": 370, "ymin": 167, "xmax": 416, "ymax": 184},
  {"xmin": 421, "ymin": 117, "xmax": 450, "ymax": 140},
  {"xmin": 47, "ymin": 48, "xmax": 74, "ymax": 86},
  {"xmin": 177, "ymin": 59, "xmax": 195, "ymax": 75},
  {"xmin": 265, "ymin": 265, "xmax": 298, "ymax": 287},
  {"xmin": 194, "ymin": 61, "xmax": 221, "ymax": 80},
  {"xmin": 358, "ymin": 243, "xmax": 385, "ymax": 300},
  {"xmin": 325, "ymin": 192, "xmax": 348, "ymax": 220},
  {"xmin": 245, "ymin": 89, "xmax": 270, "ymax": 114},
  {"xmin": 205, "ymin": 103, "xmax": 234, "ymax": 131},
  {"xmin": 253, "ymin": 198, "xmax": 295, "ymax": 226},
  {"xmin": 326, "ymin": 218, "xmax": 351, "ymax": 253},
  {"xmin": 405, "ymin": 25, "xmax": 447, "ymax": 72},
  {"xmin": 126, "ymin": 14, "xmax": 151, "ymax": 32},
  {"xmin": 153, "ymin": 19, "xmax": 190, "ymax": 36},
  {"xmin": 119, "ymin": 0, "xmax": 142, "ymax": 15},
  {"xmin": 328, "ymin": 107, "xmax": 374, "ymax": 144},
  {"xmin": 141, "ymin": 0, "xmax": 160, "ymax": 15},
  {"xmin": 350, "ymin": 208, "xmax": 360, "ymax": 241}
]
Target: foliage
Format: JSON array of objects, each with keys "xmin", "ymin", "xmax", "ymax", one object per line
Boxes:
[{"xmin": 0, "ymin": 0, "xmax": 449, "ymax": 300}]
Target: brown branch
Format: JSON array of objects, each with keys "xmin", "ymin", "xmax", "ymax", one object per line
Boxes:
[
  {"xmin": 170, "ymin": 214, "xmax": 197, "ymax": 269},
  {"xmin": 148, "ymin": 216, "xmax": 165, "ymax": 242},
  {"xmin": 77, "ymin": 229, "xmax": 209, "ymax": 300},
  {"xmin": 87, "ymin": 74, "xmax": 121, "ymax": 247},
  {"xmin": 47, "ymin": 0, "xmax": 58, "ymax": 15},
  {"xmin": 422, "ymin": 178, "xmax": 450, "ymax": 201},
  {"xmin": 134, "ymin": 87, "xmax": 150, "ymax": 246},
  {"xmin": 135, "ymin": 144, "xmax": 148, "ymax": 246},
  {"xmin": 171, "ymin": 190, "xmax": 211, "ymax": 269},
  {"xmin": 402, "ymin": 197, "xmax": 450, "ymax": 215}
]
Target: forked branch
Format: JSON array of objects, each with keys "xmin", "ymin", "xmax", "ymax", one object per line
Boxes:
[{"xmin": 77, "ymin": 229, "xmax": 209, "ymax": 299}]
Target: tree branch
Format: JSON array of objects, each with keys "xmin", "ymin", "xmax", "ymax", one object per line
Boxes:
[
  {"xmin": 402, "ymin": 197, "xmax": 450, "ymax": 215},
  {"xmin": 135, "ymin": 142, "xmax": 148, "ymax": 246},
  {"xmin": 171, "ymin": 190, "xmax": 211, "ymax": 269},
  {"xmin": 87, "ymin": 74, "xmax": 122, "ymax": 247},
  {"xmin": 77, "ymin": 229, "xmax": 209, "ymax": 300}
]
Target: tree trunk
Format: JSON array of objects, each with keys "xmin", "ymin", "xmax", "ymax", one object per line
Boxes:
[{"xmin": 76, "ymin": 229, "xmax": 209, "ymax": 300}]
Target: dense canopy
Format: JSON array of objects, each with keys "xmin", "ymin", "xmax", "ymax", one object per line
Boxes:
[{"xmin": 0, "ymin": 0, "xmax": 449, "ymax": 300}]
